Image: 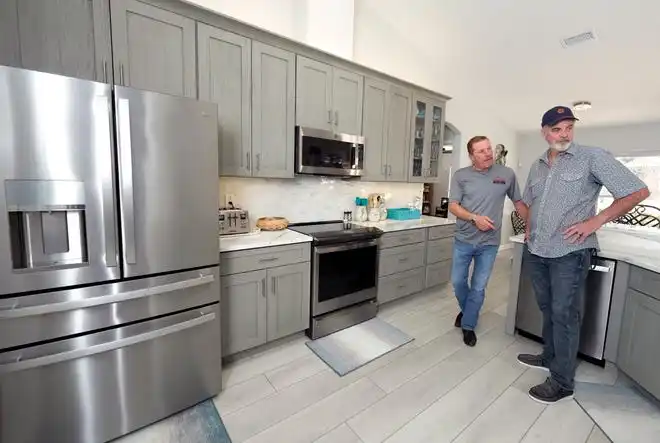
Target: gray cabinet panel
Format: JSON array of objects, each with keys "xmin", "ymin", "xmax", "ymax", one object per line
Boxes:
[
  {"xmin": 252, "ymin": 41, "xmax": 295, "ymax": 178},
  {"xmin": 220, "ymin": 243, "xmax": 311, "ymax": 276},
  {"xmin": 296, "ymin": 56, "xmax": 333, "ymax": 131},
  {"xmin": 426, "ymin": 237, "xmax": 453, "ymax": 264},
  {"xmin": 198, "ymin": 24, "xmax": 251, "ymax": 177},
  {"xmin": 386, "ymin": 85, "xmax": 412, "ymax": 182},
  {"xmin": 628, "ymin": 265, "xmax": 660, "ymax": 301},
  {"xmin": 0, "ymin": 0, "xmax": 20, "ymax": 68},
  {"xmin": 428, "ymin": 225, "xmax": 455, "ymax": 240},
  {"xmin": 378, "ymin": 267, "xmax": 425, "ymax": 304},
  {"xmin": 362, "ymin": 77, "xmax": 388, "ymax": 181},
  {"xmin": 2, "ymin": 0, "xmax": 112, "ymax": 82},
  {"xmin": 111, "ymin": 0, "xmax": 196, "ymax": 97},
  {"xmin": 332, "ymin": 67, "xmax": 364, "ymax": 135},
  {"xmin": 379, "ymin": 229, "xmax": 427, "ymax": 249},
  {"xmin": 221, "ymin": 270, "xmax": 268, "ymax": 355},
  {"xmin": 267, "ymin": 263, "xmax": 311, "ymax": 341},
  {"xmin": 426, "ymin": 259, "xmax": 452, "ymax": 288},
  {"xmin": 379, "ymin": 243, "xmax": 426, "ymax": 277},
  {"xmin": 618, "ymin": 288, "xmax": 660, "ymax": 399}
]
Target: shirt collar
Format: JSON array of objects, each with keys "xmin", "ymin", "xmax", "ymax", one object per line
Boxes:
[{"xmin": 538, "ymin": 142, "xmax": 577, "ymax": 165}]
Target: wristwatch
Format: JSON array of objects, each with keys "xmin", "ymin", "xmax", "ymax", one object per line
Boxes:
[{"xmin": 469, "ymin": 214, "xmax": 477, "ymax": 225}]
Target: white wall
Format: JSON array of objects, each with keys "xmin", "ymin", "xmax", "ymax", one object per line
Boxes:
[
  {"xmin": 220, "ymin": 177, "xmax": 423, "ymax": 224},
  {"xmin": 182, "ymin": 0, "xmax": 354, "ymax": 59},
  {"xmin": 516, "ymin": 120, "xmax": 660, "ymax": 186}
]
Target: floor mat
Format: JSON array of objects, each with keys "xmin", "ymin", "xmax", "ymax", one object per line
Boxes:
[
  {"xmin": 306, "ymin": 318, "xmax": 414, "ymax": 376},
  {"xmin": 113, "ymin": 399, "xmax": 232, "ymax": 443}
]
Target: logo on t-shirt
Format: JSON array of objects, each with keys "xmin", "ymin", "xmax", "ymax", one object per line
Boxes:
[{"xmin": 493, "ymin": 177, "xmax": 507, "ymax": 184}]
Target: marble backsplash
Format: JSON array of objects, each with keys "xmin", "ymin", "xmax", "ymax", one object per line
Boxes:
[{"xmin": 219, "ymin": 176, "xmax": 424, "ymax": 224}]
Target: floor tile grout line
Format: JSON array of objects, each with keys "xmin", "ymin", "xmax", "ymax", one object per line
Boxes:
[{"xmin": 516, "ymin": 401, "xmax": 548, "ymax": 443}]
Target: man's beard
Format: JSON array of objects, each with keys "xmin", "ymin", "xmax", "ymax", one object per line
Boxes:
[{"xmin": 551, "ymin": 141, "xmax": 570, "ymax": 152}]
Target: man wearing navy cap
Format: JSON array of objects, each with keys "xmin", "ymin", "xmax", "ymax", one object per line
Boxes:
[{"xmin": 518, "ymin": 105, "xmax": 650, "ymax": 404}]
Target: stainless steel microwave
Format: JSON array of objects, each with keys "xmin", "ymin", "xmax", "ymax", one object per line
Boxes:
[{"xmin": 295, "ymin": 126, "xmax": 365, "ymax": 177}]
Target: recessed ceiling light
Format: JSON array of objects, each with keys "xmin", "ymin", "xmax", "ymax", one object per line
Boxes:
[{"xmin": 572, "ymin": 101, "xmax": 592, "ymax": 111}]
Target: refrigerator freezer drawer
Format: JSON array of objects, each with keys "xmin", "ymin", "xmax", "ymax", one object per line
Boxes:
[
  {"xmin": 0, "ymin": 266, "xmax": 219, "ymax": 351},
  {"xmin": 0, "ymin": 304, "xmax": 221, "ymax": 443}
]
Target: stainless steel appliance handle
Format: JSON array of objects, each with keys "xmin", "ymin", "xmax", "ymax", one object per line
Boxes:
[
  {"xmin": 120, "ymin": 64, "xmax": 125, "ymax": 85},
  {"xmin": 315, "ymin": 239, "xmax": 378, "ymax": 254},
  {"xmin": 0, "ymin": 274, "xmax": 215, "ymax": 318},
  {"xmin": 590, "ymin": 264, "xmax": 612, "ymax": 273},
  {"xmin": 0, "ymin": 311, "xmax": 216, "ymax": 374},
  {"xmin": 116, "ymin": 98, "xmax": 137, "ymax": 264},
  {"xmin": 99, "ymin": 95, "xmax": 118, "ymax": 267},
  {"xmin": 102, "ymin": 61, "xmax": 108, "ymax": 83}
]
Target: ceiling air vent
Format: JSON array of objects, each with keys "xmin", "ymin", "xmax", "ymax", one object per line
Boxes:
[{"xmin": 560, "ymin": 30, "xmax": 597, "ymax": 48}]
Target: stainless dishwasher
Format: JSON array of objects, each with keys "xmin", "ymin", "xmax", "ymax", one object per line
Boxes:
[{"xmin": 515, "ymin": 255, "xmax": 617, "ymax": 363}]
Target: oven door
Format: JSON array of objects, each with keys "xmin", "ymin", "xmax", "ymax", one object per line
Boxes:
[
  {"xmin": 312, "ymin": 239, "xmax": 378, "ymax": 316},
  {"xmin": 296, "ymin": 127, "xmax": 364, "ymax": 177}
]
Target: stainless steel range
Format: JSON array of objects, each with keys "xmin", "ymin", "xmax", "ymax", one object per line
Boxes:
[{"xmin": 288, "ymin": 221, "xmax": 383, "ymax": 339}]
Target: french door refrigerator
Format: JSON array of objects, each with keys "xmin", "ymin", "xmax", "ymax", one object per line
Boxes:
[{"xmin": 0, "ymin": 66, "xmax": 221, "ymax": 443}]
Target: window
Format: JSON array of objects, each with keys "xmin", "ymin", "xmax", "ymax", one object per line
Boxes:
[{"xmin": 598, "ymin": 155, "xmax": 660, "ymax": 211}]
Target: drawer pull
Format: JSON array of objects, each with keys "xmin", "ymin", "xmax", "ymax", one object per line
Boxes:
[
  {"xmin": 400, "ymin": 237, "xmax": 411, "ymax": 242},
  {"xmin": 398, "ymin": 257, "xmax": 410, "ymax": 263},
  {"xmin": 259, "ymin": 257, "xmax": 278, "ymax": 263},
  {"xmin": 397, "ymin": 283, "xmax": 408, "ymax": 290}
]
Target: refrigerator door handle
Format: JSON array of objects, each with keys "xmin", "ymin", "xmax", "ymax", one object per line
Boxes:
[
  {"xmin": 0, "ymin": 274, "xmax": 214, "ymax": 319},
  {"xmin": 99, "ymin": 94, "xmax": 118, "ymax": 268},
  {"xmin": 116, "ymin": 98, "xmax": 137, "ymax": 264},
  {"xmin": 0, "ymin": 311, "xmax": 216, "ymax": 374}
]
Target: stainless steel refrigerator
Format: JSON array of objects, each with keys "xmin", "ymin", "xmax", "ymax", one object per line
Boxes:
[{"xmin": 0, "ymin": 66, "xmax": 221, "ymax": 443}]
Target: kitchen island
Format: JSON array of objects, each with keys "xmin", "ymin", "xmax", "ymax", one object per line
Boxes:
[{"xmin": 505, "ymin": 224, "xmax": 660, "ymax": 401}]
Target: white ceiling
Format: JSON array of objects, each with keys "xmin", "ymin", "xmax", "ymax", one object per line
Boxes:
[{"xmin": 355, "ymin": 0, "xmax": 660, "ymax": 131}]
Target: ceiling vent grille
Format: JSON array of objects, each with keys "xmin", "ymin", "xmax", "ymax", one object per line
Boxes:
[{"xmin": 561, "ymin": 30, "xmax": 597, "ymax": 48}]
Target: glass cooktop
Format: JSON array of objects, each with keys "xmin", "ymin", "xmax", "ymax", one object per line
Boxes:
[{"xmin": 288, "ymin": 221, "xmax": 383, "ymax": 245}]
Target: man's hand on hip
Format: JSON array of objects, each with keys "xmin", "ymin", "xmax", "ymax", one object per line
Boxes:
[
  {"xmin": 473, "ymin": 215, "xmax": 495, "ymax": 231},
  {"xmin": 563, "ymin": 218, "xmax": 603, "ymax": 243}
]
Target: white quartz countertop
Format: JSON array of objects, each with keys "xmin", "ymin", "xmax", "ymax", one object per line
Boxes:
[
  {"xmin": 219, "ymin": 229, "xmax": 312, "ymax": 253},
  {"xmin": 355, "ymin": 215, "xmax": 456, "ymax": 232},
  {"xmin": 509, "ymin": 224, "xmax": 660, "ymax": 273}
]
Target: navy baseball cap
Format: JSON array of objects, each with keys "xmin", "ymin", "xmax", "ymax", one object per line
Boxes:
[{"xmin": 541, "ymin": 106, "xmax": 579, "ymax": 127}]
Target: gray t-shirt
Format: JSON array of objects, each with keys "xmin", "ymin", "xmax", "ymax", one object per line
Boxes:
[{"xmin": 449, "ymin": 164, "xmax": 522, "ymax": 246}]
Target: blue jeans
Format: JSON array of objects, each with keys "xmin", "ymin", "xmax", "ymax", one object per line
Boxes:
[
  {"xmin": 523, "ymin": 245, "xmax": 593, "ymax": 391},
  {"xmin": 451, "ymin": 239, "xmax": 499, "ymax": 331}
]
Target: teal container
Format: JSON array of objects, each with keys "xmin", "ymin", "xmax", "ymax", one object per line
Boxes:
[{"xmin": 386, "ymin": 208, "xmax": 421, "ymax": 220}]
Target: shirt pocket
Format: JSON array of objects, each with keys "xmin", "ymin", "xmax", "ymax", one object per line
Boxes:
[{"xmin": 558, "ymin": 171, "xmax": 586, "ymax": 203}]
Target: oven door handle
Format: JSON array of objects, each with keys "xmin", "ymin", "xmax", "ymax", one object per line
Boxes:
[{"xmin": 315, "ymin": 239, "xmax": 378, "ymax": 254}]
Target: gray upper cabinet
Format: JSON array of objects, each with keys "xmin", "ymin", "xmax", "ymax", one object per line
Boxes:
[
  {"xmin": 362, "ymin": 78, "xmax": 388, "ymax": 181},
  {"xmin": 252, "ymin": 42, "xmax": 296, "ymax": 179},
  {"xmin": 409, "ymin": 94, "xmax": 445, "ymax": 183},
  {"xmin": 332, "ymin": 68, "xmax": 364, "ymax": 135},
  {"xmin": 198, "ymin": 24, "xmax": 252, "ymax": 177},
  {"xmin": 110, "ymin": 0, "xmax": 196, "ymax": 97},
  {"xmin": 0, "ymin": 0, "xmax": 112, "ymax": 82},
  {"xmin": 361, "ymin": 78, "xmax": 412, "ymax": 182},
  {"xmin": 296, "ymin": 55, "xmax": 364, "ymax": 135},
  {"xmin": 296, "ymin": 56, "xmax": 333, "ymax": 131},
  {"xmin": 221, "ymin": 270, "xmax": 268, "ymax": 356},
  {"xmin": 266, "ymin": 263, "xmax": 310, "ymax": 341},
  {"xmin": 386, "ymin": 85, "xmax": 413, "ymax": 182}
]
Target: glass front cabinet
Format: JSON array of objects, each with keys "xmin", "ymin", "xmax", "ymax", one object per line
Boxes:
[{"xmin": 409, "ymin": 95, "xmax": 446, "ymax": 183}]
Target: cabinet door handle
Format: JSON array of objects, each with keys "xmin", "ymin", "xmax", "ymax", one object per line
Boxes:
[
  {"xmin": 328, "ymin": 110, "xmax": 333, "ymax": 124},
  {"xmin": 256, "ymin": 153, "xmax": 261, "ymax": 171},
  {"xmin": 262, "ymin": 279, "xmax": 266, "ymax": 297},
  {"xmin": 383, "ymin": 165, "xmax": 387, "ymax": 176},
  {"xmin": 335, "ymin": 111, "xmax": 339, "ymax": 127},
  {"xmin": 388, "ymin": 165, "xmax": 392, "ymax": 176},
  {"xmin": 246, "ymin": 152, "xmax": 251, "ymax": 170},
  {"xmin": 102, "ymin": 61, "xmax": 108, "ymax": 83},
  {"xmin": 120, "ymin": 64, "xmax": 125, "ymax": 86},
  {"xmin": 271, "ymin": 276, "xmax": 277, "ymax": 294}
]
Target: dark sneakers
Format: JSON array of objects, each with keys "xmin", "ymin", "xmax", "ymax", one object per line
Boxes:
[
  {"xmin": 462, "ymin": 329, "xmax": 477, "ymax": 347},
  {"xmin": 529, "ymin": 378, "xmax": 574, "ymax": 404},
  {"xmin": 454, "ymin": 312, "xmax": 463, "ymax": 328},
  {"xmin": 517, "ymin": 353, "xmax": 549, "ymax": 372}
]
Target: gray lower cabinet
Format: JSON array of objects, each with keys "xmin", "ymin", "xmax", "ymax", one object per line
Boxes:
[
  {"xmin": 617, "ymin": 272, "xmax": 660, "ymax": 400},
  {"xmin": 0, "ymin": 0, "xmax": 112, "ymax": 82},
  {"xmin": 251, "ymin": 41, "xmax": 296, "ymax": 178},
  {"xmin": 197, "ymin": 24, "xmax": 251, "ymax": 177},
  {"xmin": 110, "ymin": 0, "xmax": 196, "ymax": 97},
  {"xmin": 296, "ymin": 55, "xmax": 364, "ymax": 134},
  {"xmin": 362, "ymin": 78, "xmax": 412, "ymax": 182},
  {"xmin": 220, "ymin": 244, "xmax": 311, "ymax": 356},
  {"xmin": 377, "ymin": 227, "xmax": 454, "ymax": 304}
]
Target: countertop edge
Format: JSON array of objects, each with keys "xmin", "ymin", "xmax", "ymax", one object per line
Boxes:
[{"xmin": 219, "ymin": 229, "xmax": 313, "ymax": 253}]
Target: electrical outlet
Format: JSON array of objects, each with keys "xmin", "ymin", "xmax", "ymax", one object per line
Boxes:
[{"xmin": 225, "ymin": 194, "xmax": 236, "ymax": 208}]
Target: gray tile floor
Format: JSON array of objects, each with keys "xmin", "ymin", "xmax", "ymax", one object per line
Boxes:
[{"xmin": 215, "ymin": 252, "xmax": 614, "ymax": 443}]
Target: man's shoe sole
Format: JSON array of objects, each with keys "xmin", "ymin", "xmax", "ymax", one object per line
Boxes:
[
  {"xmin": 528, "ymin": 391, "xmax": 574, "ymax": 405},
  {"xmin": 517, "ymin": 359, "xmax": 550, "ymax": 372}
]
